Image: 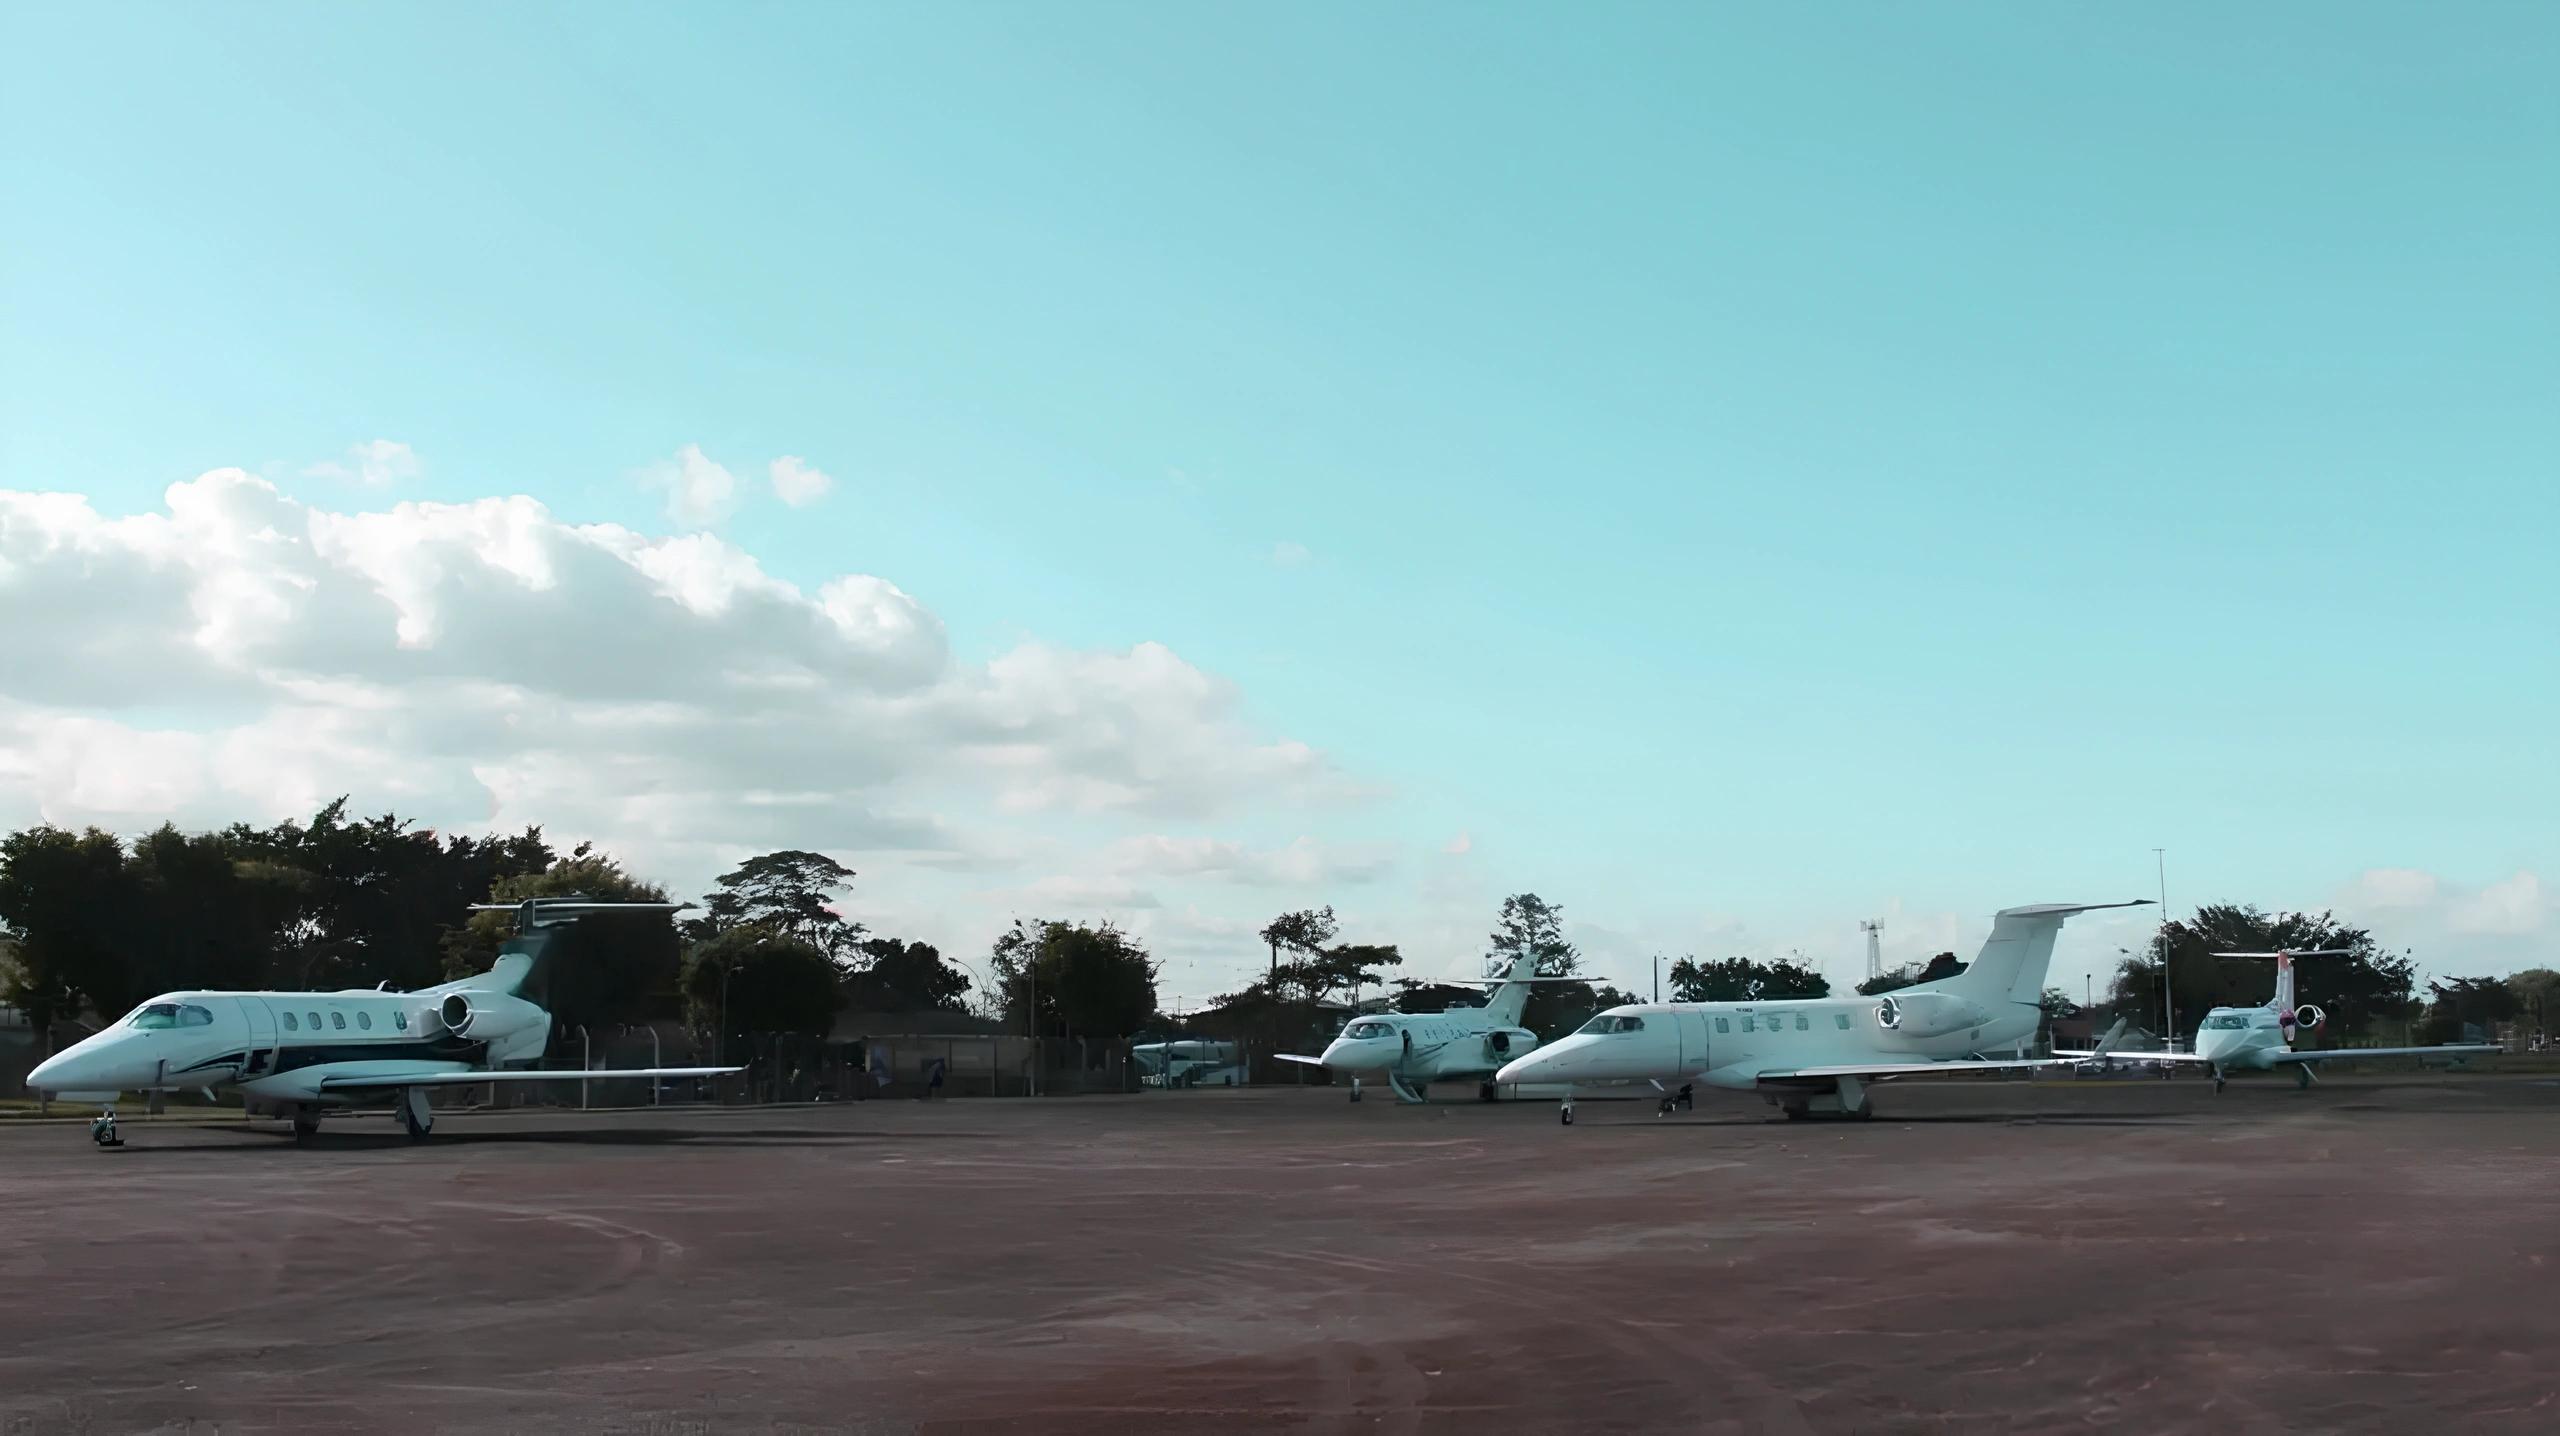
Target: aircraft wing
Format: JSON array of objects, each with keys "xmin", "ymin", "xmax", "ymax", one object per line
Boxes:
[
  {"xmin": 1757, "ymin": 1056, "xmax": 2091, "ymax": 1082},
  {"xmin": 1272, "ymin": 1053, "xmax": 1328, "ymax": 1067},
  {"xmin": 2052, "ymin": 1048, "xmax": 2212, "ymax": 1063},
  {"xmin": 2267, "ymin": 1044, "xmax": 2504, "ymax": 1065},
  {"xmin": 317, "ymin": 1066, "xmax": 738, "ymax": 1091}
]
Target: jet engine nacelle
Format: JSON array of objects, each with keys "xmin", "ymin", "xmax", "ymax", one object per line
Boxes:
[
  {"xmin": 437, "ymin": 990, "xmax": 543, "ymax": 1044},
  {"xmin": 1874, "ymin": 992, "xmax": 1992, "ymax": 1039},
  {"xmin": 1484, "ymin": 1028, "xmax": 1539, "ymax": 1061},
  {"xmin": 2284, "ymin": 1004, "xmax": 2326, "ymax": 1036}
]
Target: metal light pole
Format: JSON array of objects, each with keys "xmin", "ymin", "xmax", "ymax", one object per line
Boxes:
[
  {"xmin": 1652, "ymin": 954, "xmax": 1660, "ymax": 1004},
  {"xmin": 2154, "ymin": 849, "xmax": 2172, "ymax": 1049}
]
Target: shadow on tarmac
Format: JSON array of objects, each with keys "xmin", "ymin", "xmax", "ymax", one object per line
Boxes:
[{"xmin": 73, "ymin": 1123, "xmax": 1005, "ymax": 1153}]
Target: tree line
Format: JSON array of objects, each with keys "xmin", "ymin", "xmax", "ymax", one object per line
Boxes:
[{"xmin": 6, "ymin": 801, "xmax": 2540, "ymax": 1058}]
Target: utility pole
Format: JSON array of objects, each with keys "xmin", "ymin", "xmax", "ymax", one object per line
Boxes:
[{"xmin": 2154, "ymin": 848, "xmax": 2172, "ymax": 1050}]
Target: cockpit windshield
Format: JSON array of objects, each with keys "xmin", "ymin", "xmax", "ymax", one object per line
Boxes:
[
  {"xmin": 129, "ymin": 1002, "xmax": 214, "ymax": 1029},
  {"xmin": 1343, "ymin": 1021, "xmax": 1392, "ymax": 1040},
  {"xmin": 2204, "ymin": 1013, "xmax": 2251, "ymax": 1030},
  {"xmin": 1576, "ymin": 1014, "xmax": 1646, "ymax": 1035}
]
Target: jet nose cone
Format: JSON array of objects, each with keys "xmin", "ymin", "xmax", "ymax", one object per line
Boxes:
[{"xmin": 1494, "ymin": 1050, "xmax": 1548, "ymax": 1084}]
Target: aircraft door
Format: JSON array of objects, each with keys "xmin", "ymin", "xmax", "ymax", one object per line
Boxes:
[
  {"xmin": 235, "ymin": 997, "xmax": 279, "ymax": 1079},
  {"xmin": 1675, "ymin": 1010, "xmax": 1711, "ymax": 1071}
]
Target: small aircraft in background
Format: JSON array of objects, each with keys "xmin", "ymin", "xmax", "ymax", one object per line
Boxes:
[
  {"xmin": 28, "ymin": 897, "xmax": 739, "ymax": 1145},
  {"xmin": 2054, "ymin": 947, "xmax": 2504, "ymax": 1091},
  {"xmin": 1275, "ymin": 949, "xmax": 1582, "ymax": 1103},
  {"xmin": 1495, "ymin": 900, "xmax": 2151, "ymax": 1123}
]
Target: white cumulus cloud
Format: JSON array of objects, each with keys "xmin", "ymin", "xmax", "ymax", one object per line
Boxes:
[
  {"xmin": 769, "ymin": 455, "xmax": 834, "ymax": 508},
  {"xmin": 0, "ymin": 470, "xmax": 1367, "ymax": 935},
  {"xmin": 303, "ymin": 438, "xmax": 422, "ymax": 487},
  {"xmin": 637, "ymin": 443, "xmax": 741, "ymax": 529}
]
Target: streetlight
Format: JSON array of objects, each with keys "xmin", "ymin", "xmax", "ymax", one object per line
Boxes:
[{"xmin": 2153, "ymin": 849, "xmax": 2171, "ymax": 1050}]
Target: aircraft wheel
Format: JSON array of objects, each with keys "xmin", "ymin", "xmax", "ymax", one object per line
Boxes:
[
  {"xmin": 1561, "ymin": 1106, "xmax": 1575, "ymax": 1126},
  {"xmin": 291, "ymin": 1108, "xmax": 322, "ymax": 1146},
  {"xmin": 398, "ymin": 1088, "xmax": 434, "ymax": 1142},
  {"xmin": 1782, "ymin": 1104, "xmax": 1807, "ymax": 1122},
  {"xmin": 1479, "ymin": 1081, "xmax": 1499, "ymax": 1103}
]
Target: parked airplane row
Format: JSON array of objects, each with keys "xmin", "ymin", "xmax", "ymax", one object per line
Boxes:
[{"xmin": 25, "ymin": 895, "xmax": 2508, "ymax": 1147}]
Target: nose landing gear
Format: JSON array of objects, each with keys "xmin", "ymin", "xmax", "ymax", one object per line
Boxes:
[
  {"xmin": 1560, "ymin": 1089, "xmax": 1576, "ymax": 1125},
  {"xmin": 90, "ymin": 1108, "xmax": 123, "ymax": 1149}
]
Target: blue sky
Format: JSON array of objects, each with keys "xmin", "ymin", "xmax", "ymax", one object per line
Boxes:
[{"xmin": 4, "ymin": 4, "xmax": 2554, "ymax": 1000}]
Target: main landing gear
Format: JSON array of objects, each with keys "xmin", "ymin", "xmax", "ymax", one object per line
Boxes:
[
  {"xmin": 1774, "ymin": 1076, "xmax": 1874, "ymax": 1122},
  {"xmin": 398, "ymin": 1087, "xmax": 435, "ymax": 1142},
  {"xmin": 291, "ymin": 1104, "xmax": 323, "ymax": 1146}
]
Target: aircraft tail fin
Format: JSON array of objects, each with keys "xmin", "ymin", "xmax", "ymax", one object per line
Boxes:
[
  {"xmin": 464, "ymin": 897, "xmax": 696, "ymax": 998},
  {"xmin": 1480, "ymin": 949, "xmax": 1541, "ymax": 1026},
  {"xmin": 1925, "ymin": 900, "xmax": 2153, "ymax": 1009}
]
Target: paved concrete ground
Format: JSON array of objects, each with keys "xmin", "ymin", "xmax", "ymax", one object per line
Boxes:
[{"xmin": 2, "ymin": 1074, "xmax": 2556, "ymax": 1434}]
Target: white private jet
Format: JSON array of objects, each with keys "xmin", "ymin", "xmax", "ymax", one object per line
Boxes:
[
  {"xmin": 2055, "ymin": 947, "xmax": 2504, "ymax": 1091},
  {"xmin": 1275, "ymin": 950, "xmax": 1583, "ymax": 1103},
  {"xmin": 27, "ymin": 897, "xmax": 740, "ymax": 1145},
  {"xmin": 1493, "ymin": 900, "xmax": 2151, "ymax": 1123}
]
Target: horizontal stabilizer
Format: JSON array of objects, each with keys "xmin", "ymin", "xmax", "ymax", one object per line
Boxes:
[
  {"xmin": 2211, "ymin": 948, "xmax": 2355, "ymax": 958},
  {"xmin": 1442, "ymin": 975, "xmax": 1599, "ymax": 985},
  {"xmin": 319, "ymin": 1066, "xmax": 739, "ymax": 1091}
]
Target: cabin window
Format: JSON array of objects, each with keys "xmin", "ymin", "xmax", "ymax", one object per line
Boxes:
[
  {"xmin": 306, "ymin": 1011, "xmax": 321, "ymax": 1029},
  {"xmin": 1714, "ymin": 1017, "xmax": 1730, "ymax": 1034},
  {"xmin": 1740, "ymin": 1016, "xmax": 1755, "ymax": 1033},
  {"xmin": 330, "ymin": 1011, "xmax": 347, "ymax": 1030},
  {"xmin": 1796, "ymin": 1015, "xmax": 1810, "ymax": 1031},
  {"xmin": 281, "ymin": 1011, "xmax": 298, "ymax": 1032},
  {"xmin": 1834, "ymin": 1014, "xmax": 1851, "ymax": 1030},
  {"xmin": 357, "ymin": 1011, "xmax": 373, "ymax": 1031}
]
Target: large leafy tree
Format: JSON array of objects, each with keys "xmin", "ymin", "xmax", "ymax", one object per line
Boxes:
[
  {"xmin": 693, "ymin": 850, "xmax": 864, "ymax": 964},
  {"xmin": 1487, "ymin": 893, "xmax": 1601, "ymax": 1040},
  {"xmin": 845, "ymin": 936, "xmax": 973, "ymax": 1014},
  {"xmin": 989, "ymin": 918, "xmax": 1161, "ymax": 1039},
  {"xmin": 252, "ymin": 798, "xmax": 554, "ymax": 992},
  {"xmin": 1667, "ymin": 955, "xmax": 1831, "ymax": 1003},
  {"xmin": 0, "ymin": 825, "xmax": 133, "ymax": 1038},
  {"xmin": 682, "ymin": 927, "xmax": 843, "ymax": 1047},
  {"xmin": 1258, "ymin": 906, "xmax": 1339, "ymax": 984},
  {"xmin": 1272, "ymin": 942, "xmax": 1403, "ymax": 1007},
  {"xmin": 1860, "ymin": 952, "xmax": 1964, "ymax": 996},
  {"xmin": 2508, "ymin": 969, "xmax": 2560, "ymax": 1036},
  {"xmin": 2109, "ymin": 905, "xmax": 2414, "ymax": 1040},
  {"xmin": 2422, "ymin": 976, "xmax": 2519, "ymax": 1044}
]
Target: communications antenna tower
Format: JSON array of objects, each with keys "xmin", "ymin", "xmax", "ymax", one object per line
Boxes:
[{"xmin": 1861, "ymin": 920, "xmax": 1882, "ymax": 984}]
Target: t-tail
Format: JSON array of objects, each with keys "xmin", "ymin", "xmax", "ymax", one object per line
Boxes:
[
  {"xmin": 1915, "ymin": 900, "xmax": 2155, "ymax": 1009},
  {"xmin": 2211, "ymin": 947, "xmax": 2353, "ymax": 1038},
  {"xmin": 459, "ymin": 897, "xmax": 696, "ymax": 999}
]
